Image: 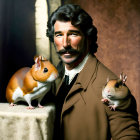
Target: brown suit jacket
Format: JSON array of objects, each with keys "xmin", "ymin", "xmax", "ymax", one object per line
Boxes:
[{"xmin": 56, "ymin": 55, "xmax": 140, "ymax": 140}]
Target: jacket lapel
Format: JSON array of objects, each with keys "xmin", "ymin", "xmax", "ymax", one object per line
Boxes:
[{"xmin": 61, "ymin": 55, "xmax": 99, "ymax": 114}]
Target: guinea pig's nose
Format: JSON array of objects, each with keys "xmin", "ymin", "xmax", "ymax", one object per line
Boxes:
[{"xmin": 55, "ymin": 72, "xmax": 58, "ymax": 78}]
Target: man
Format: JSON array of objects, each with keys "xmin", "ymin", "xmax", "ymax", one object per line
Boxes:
[{"xmin": 47, "ymin": 4, "xmax": 140, "ymax": 140}]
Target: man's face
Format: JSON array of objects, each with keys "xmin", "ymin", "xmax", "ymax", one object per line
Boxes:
[{"xmin": 54, "ymin": 21, "xmax": 87, "ymax": 68}]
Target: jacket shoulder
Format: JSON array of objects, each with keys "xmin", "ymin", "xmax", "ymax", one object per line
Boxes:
[{"xmin": 97, "ymin": 60, "xmax": 118, "ymax": 81}]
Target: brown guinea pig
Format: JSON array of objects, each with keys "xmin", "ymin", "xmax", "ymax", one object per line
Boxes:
[
  {"xmin": 101, "ymin": 73, "xmax": 130, "ymax": 111},
  {"xmin": 6, "ymin": 56, "xmax": 58, "ymax": 109}
]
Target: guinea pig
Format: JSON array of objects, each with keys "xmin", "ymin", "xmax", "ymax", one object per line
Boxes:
[
  {"xmin": 6, "ymin": 56, "xmax": 58, "ymax": 109},
  {"xmin": 101, "ymin": 73, "xmax": 130, "ymax": 111}
]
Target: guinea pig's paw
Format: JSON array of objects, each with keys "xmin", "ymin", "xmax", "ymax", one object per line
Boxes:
[
  {"xmin": 108, "ymin": 105, "xmax": 116, "ymax": 111},
  {"xmin": 9, "ymin": 103, "xmax": 17, "ymax": 107},
  {"xmin": 101, "ymin": 98, "xmax": 109, "ymax": 104},
  {"xmin": 26, "ymin": 106, "xmax": 35, "ymax": 109},
  {"xmin": 38, "ymin": 104, "xmax": 44, "ymax": 108}
]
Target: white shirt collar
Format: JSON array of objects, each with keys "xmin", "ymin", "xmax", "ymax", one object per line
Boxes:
[{"xmin": 64, "ymin": 54, "xmax": 89, "ymax": 85}]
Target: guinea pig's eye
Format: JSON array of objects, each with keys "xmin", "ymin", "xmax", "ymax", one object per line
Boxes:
[
  {"xmin": 115, "ymin": 83, "xmax": 120, "ymax": 88},
  {"xmin": 43, "ymin": 68, "xmax": 48, "ymax": 73}
]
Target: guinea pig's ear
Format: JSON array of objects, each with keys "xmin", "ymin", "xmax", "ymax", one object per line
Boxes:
[
  {"xmin": 41, "ymin": 56, "xmax": 47, "ymax": 61},
  {"xmin": 107, "ymin": 77, "xmax": 110, "ymax": 83},
  {"xmin": 34, "ymin": 56, "xmax": 41, "ymax": 71},
  {"xmin": 34, "ymin": 56, "xmax": 38, "ymax": 61},
  {"xmin": 120, "ymin": 72, "xmax": 127, "ymax": 84}
]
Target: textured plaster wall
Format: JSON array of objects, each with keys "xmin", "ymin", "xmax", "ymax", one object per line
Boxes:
[{"xmin": 65, "ymin": 0, "xmax": 140, "ymax": 121}]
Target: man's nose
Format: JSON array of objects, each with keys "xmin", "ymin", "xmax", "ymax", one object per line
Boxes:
[{"xmin": 63, "ymin": 35, "xmax": 70, "ymax": 48}]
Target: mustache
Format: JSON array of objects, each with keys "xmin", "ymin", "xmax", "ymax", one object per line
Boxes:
[{"xmin": 56, "ymin": 47, "xmax": 79, "ymax": 55}]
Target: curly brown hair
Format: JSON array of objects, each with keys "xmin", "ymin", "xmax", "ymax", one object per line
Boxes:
[{"xmin": 47, "ymin": 4, "xmax": 98, "ymax": 54}]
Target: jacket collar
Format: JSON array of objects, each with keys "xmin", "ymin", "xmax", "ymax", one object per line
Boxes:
[
  {"xmin": 60, "ymin": 55, "xmax": 99, "ymax": 114},
  {"xmin": 64, "ymin": 54, "xmax": 89, "ymax": 85},
  {"xmin": 56, "ymin": 54, "xmax": 98, "ymax": 95},
  {"xmin": 74, "ymin": 54, "xmax": 98, "ymax": 90}
]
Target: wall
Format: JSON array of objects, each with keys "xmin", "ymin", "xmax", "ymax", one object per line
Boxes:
[{"xmin": 64, "ymin": 0, "xmax": 140, "ymax": 122}]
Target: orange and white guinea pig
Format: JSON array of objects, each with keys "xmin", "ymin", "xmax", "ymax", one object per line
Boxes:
[
  {"xmin": 6, "ymin": 56, "xmax": 58, "ymax": 109},
  {"xmin": 101, "ymin": 73, "xmax": 130, "ymax": 111}
]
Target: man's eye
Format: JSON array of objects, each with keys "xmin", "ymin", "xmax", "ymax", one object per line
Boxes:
[
  {"xmin": 71, "ymin": 33, "xmax": 78, "ymax": 36},
  {"xmin": 55, "ymin": 34, "xmax": 62, "ymax": 37}
]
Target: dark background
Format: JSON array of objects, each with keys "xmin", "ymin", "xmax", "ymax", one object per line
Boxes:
[{"xmin": 0, "ymin": 0, "xmax": 36, "ymax": 102}]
